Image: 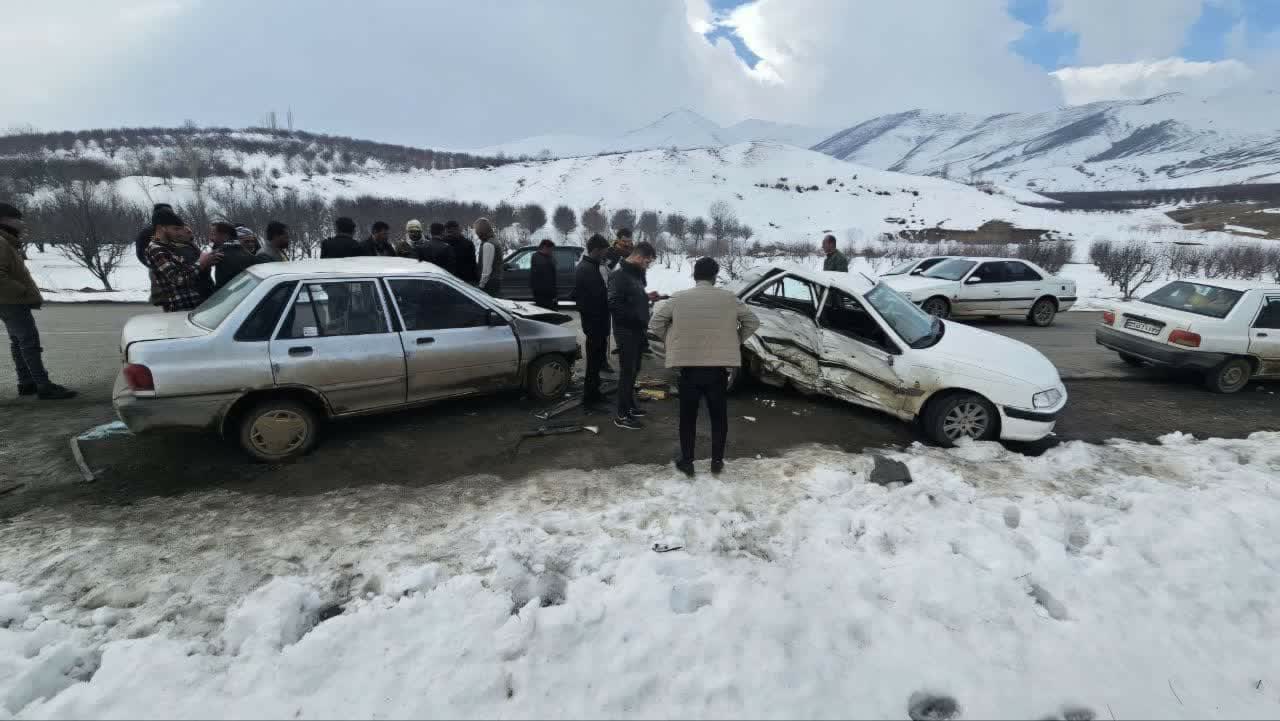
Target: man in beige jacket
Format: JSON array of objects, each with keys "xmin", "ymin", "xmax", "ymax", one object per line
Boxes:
[{"xmin": 649, "ymin": 257, "xmax": 760, "ymax": 476}]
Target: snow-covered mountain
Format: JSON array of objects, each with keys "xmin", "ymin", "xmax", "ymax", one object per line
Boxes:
[
  {"xmin": 812, "ymin": 90, "xmax": 1280, "ymax": 191},
  {"xmin": 472, "ymin": 110, "xmax": 832, "ymax": 159}
]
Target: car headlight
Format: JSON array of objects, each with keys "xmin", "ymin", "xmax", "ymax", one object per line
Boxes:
[{"xmin": 1033, "ymin": 388, "xmax": 1063, "ymax": 408}]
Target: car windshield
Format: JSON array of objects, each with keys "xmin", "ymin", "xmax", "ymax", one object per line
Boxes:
[
  {"xmin": 920, "ymin": 258, "xmax": 976, "ymax": 281},
  {"xmin": 865, "ymin": 282, "xmax": 941, "ymax": 348},
  {"xmin": 882, "ymin": 259, "xmax": 917, "ymax": 276},
  {"xmin": 190, "ymin": 273, "xmax": 262, "ymax": 330},
  {"xmin": 1141, "ymin": 281, "xmax": 1244, "ymax": 319}
]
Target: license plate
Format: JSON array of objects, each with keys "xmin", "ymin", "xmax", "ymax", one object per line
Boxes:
[{"xmin": 1124, "ymin": 319, "xmax": 1162, "ymax": 335}]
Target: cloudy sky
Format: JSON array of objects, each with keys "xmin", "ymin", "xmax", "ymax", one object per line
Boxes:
[{"xmin": 4, "ymin": 0, "xmax": 1278, "ymax": 148}]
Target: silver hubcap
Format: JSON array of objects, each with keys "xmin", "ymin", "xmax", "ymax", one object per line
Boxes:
[
  {"xmin": 536, "ymin": 361, "xmax": 567, "ymax": 396},
  {"xmin": 1035, "ymin": 302, "xmax": 1053, "ymax": 323},
  {"xmin": 942, "ymin": 401, "xmax": 989, "ymax": 440},
  {"xmin": 1221, "ymin": 366, "xmax": 1245, "ymax": 388},
  {"xmin": 250, "ymin": 410, "xmax": 308, "ymax": 456},
  {"xmin": 924, "ymin": 300, "xmax": 946, "ymax": 317}
]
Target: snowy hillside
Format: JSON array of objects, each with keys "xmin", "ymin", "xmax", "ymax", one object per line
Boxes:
[
  {"xmin": 813, "ymin": 90, "xmax": 1280, "ymax": 191},
  {"xmin": 472, "ymin": 110, "xmax": 832, "ymax": 159}
]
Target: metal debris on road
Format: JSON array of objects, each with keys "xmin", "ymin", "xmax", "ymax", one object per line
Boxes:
[{"xmin": 744, "ymin": 416, "xmax": 757, "ymax": 422}]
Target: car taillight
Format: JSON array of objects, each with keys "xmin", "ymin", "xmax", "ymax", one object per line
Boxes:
[
  {"xmin": 1168, "ymin": 330, "xmax": 1201, "ymax": 348},
  {"xmin": 1101, "ymin": 310, "xmax": 1115, "ymax": 326},
  {"xmin": 123, "ymin": 363, "xmax": 154, "ymax": 391}
]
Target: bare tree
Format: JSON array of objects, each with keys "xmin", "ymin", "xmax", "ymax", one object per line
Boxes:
[
  {"xmin": 638, "ymin": 210, "xmax": 660, "ymax": 245},
  {"xmin": 493, "ymin": 201, "xmax": 517, "ymax": 238},
  {"xmin": 581, "ymin": 205, "xmax": 608, "ymax": 238},
  {"xmin": 708, "ymin": 201, "xmax": 737, "ymax": 256},
  {"xmin": 1091, "ymin": 240, "xmax": 1164, "ymax": 299},
  {"xmin": 610, "ymin": 208, "xmax": 636, "ymax": 233},
  {"xmin": 34, "ymin": 182, "xmax": 143, "ymax": 291},
  {"xmin": 552, "ymin": 205, "xmax": 577, "ymax": 240},
  {"xmin": 1014, "ymin": 240, "xmax": 1073, "ymax": 274},
  {"xmin": 687, "ymin": 216, "xmax": 708, "ymax": 256},
  {"xmin": 664, "ymin": 213, "xmax": 687, "ymax": 248},
  {"xmin": 519, "ymin": 203, "xmax": 547, "ymax": 242}
]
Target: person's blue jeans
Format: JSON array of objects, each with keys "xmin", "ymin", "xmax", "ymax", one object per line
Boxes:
[{"xmin": 0, "ymin": 305, "xmax": 50, "ymax": 387}]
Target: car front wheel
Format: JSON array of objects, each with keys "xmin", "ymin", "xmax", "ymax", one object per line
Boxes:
[
  {"xmin": 239, "ymin": 399, "xmax": 319, "ymax": 463},
  {"xmin": 1027, "ymin": 298, "xmax": 1057, "ymax": 327},
  {"xmin": 921, "ymin": 297, "xmax": 950, "ymax": 319},
  {"xmin": 1203, "ymin": 358, "xmax": 1252, "ymax": 394},
  {"xmin": 923, "ymin": 392, "xmax": 999, "ymax": 446},
  {"xmin": 527, "ymin": 354, "xmax": 571, "ymax": 402}
]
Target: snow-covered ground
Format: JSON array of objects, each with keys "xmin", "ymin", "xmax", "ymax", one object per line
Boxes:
[{"xmin": 2, "ymin": 434, "xmax": 1279, "ymax": 718}]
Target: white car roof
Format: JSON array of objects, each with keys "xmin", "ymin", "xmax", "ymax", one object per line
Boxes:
[
  {"xmin": 1159, "ymin": 278, "xmax": 1280, "ymax": 292},
  {"xmin": 764, "ymin": 264, "xmax": 877, "ymax": 294},
  {"xmin": 248, "ymin": 257, "xmax": 445, "ymax": 278}
]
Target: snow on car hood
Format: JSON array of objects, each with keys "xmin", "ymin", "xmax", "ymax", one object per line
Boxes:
[{"xmin": 923, "ymin": 321, "xmax": 1061, "ymax": 388}]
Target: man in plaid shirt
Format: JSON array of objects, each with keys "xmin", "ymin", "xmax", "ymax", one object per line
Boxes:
[{"xmin": 145, "ymin": 209, "xmax": 221, "ymax": 312}]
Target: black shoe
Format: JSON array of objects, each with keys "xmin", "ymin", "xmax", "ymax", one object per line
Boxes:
[
  {"xmin": 675, "ymin": 458, "xmax": 695, "ymax": 477},
  {"xmin": 710, "ymin": 459, "xmax": 725, "ymax": 475},
  {"xmin": 628, "ymin": 407, "xmax": 648, "ymax": 418},
  {"xmin": 17, "ymin": 383, "xmax": 37, "ymax": 396},
  {"xmin": 37, "ymin": 383, "xmax": 77, "ymax": 400},
  {"xmin": 613, "ymin": 415, "xmax": 644, "ymax": 430}
]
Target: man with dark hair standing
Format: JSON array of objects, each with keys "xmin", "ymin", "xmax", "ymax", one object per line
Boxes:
[
  {"xmin": 444, "ymin": 220, "xmax": 479, "ymax": 285},
  {"xmin": 650, "ymin": 256, "xmax": 759, "ymax": 476},
  {"xmin": 573, "ymin": 234, "xmax": 611, "ymax": 411},
  {"xmin": 321, "ymin": 217, "xmax": 366, "ymax": 259},
  {"xmin": 212, "ymin": 225, "xmax": 267, "ymax": 290},
  {"xmin": 822, "ymin": 234, "xmax": 849, "ymax": 272},
  {"xmin": 475, "ymin": 218, "xmax": 503, "ymax": 295},
  {"xmin": 146, "ymin": 208, "xmax": 220, "ymax": 312},
  {"xmin": 607, "ymin": 240, "xmax": 656, "ymax": 430},
  {"xmin": 531, "ymin": 239, "xmax": 558, "ymax": 310},
  {"xmin": 134, "ymin": 203, "xmax": 174, "ymax": 269},
  {"xmin": 410, "ymin": 219, "xmax": 455, "ymax": 273},
  {"xmin": 604, "ymin": 227, "xmax": 634, "ymax": 274},
  {"xmin": 258, "ymin": 221, "xmax": 290, "ymax": 262},
  {"xmin": 0, "ymin": 202, "xmax": 76, "ymax": 399},
  {"xmin": 364, "ymin": 221, "xmax": 395, "ymax": 257}
]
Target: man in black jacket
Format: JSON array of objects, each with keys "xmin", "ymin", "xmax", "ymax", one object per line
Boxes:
[
  {"xmin": 320, "ymin": 217, "xmax": 367, "ymax": 259},
  {"xmin": 607, "ymin": 241, "xmax": 656, "ymax": 430},
  {"xmin": 530, "ymin": 239, "xmax": 558, "ymax": 310},
  {"xmin": 443, "ymin": 220, "xmax": 478, "ymax": 284},
  {"xmin": 574, "ymin": 234, "xmax": 610, "ymax": 410},
  {"xmin": 212, "ymin": 225, "xmax": 267, "ymax": 290},
  {"xmin": 363, "ymin": 221, "xmax": 395, "ymax": 257},
  {"xmin": 410, "ymin": 219, "xmax": 455, "ymax": 273},
  {"xmin": 134, "ymin": 203, "xmax": 173, "ymax": 269},
  {"xmin": 603, "ymin": 227, "xmax": 634, "ymax": 272}
]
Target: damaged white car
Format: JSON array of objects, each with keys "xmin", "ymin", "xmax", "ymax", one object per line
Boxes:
[{"xmin": 652, "ymin": 265, "xmax": 1067, "ymax": 445}]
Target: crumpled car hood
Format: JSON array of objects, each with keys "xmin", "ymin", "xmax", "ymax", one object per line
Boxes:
[{"xmin": 492, "ymin": 298, "xmax": 573, "ymax": 325}]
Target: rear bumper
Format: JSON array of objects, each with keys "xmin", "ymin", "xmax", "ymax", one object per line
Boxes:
[
  {"xmin": 1095, "ymin": 326, "xmax": 1225, "ymax": 370},
  {"xmin": 113, "ymin": 373, "xmax": 236, "ymax": 433}
]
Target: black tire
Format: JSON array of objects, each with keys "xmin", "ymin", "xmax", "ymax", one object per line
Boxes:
[
  {"xmin": 922, "ymin": 392, "xmax": 999, "ymax": 446},
  {"xmin": 238, "ymin": 399, "xmax": 319, "ymax": 463},
  {"xmin": 1027, "ymin": 297, "xmax": 1057, "ymax": 327},
  {"xmin": 921, "ymin": 296, "xmax": 950, "ymax": 319},
  {"xmin": 527, "ymin": 354, "xmax": 571, "ymax": 402},
  {"xmin": 1118, "ymin": 353, "xmax": 1146, "ymax": 367},
  {"xmin": 1203, "ymin": 358, "xmax": 1252, "ymax": 394}
]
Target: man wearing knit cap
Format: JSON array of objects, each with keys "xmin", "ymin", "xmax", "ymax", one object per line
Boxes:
[
  {"xmin": 134, "ymin": 203, "xmax": 174, "ymax": 269},
  {"xmin": 146, "ymin": 208, "xmax": 219, "ymax": 311},
  {"xmin": 0, "ymin": 202, "xmax": 76, "ymax": 399}
]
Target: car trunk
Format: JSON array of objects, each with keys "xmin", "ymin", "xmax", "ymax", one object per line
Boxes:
[
  {"xmin": 1112, "ymin": 303, "xmax": 1197, "ymax": 345},
  {"xmin": 120, "ymin": 312, "xmax": 210, "ymax": 357}
]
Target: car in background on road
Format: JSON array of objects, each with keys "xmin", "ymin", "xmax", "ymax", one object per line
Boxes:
[
  {"xmin": 881, "ymin": 257, "xmax": 1077, "ymax": 326},
  {"xmin": 648, "ymin": 264, "xmax": 1068, "ymax": 445},
  {"xmin": 113, "ymin": 258, "xmax": 580, "ymax": 462},
  {"xmin": 499, "ymin": 245, "xmax": 584, "ymax": 303},
  {"xmin": 879, "ymin": 255, "xmax": 956, "ymax": 278},
  {"xmin": 1096, "ymin": 279, "xmax": 1280, "ymax": 393}
]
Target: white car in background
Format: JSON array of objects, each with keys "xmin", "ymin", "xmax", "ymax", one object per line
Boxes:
[
  {"xmin": 1096, "ymin": 279, "xmax": 1280, "ymax": 393},
  {"xmin": 881, "ymin": 257, "xmax": 1077, "ymax": 326},
  {"xmin": 649, "ymin": 265, "xmax": 1068, "ymax": 445},
  {"xmin": 880, "ymin": 255, "xmax": 956, "ymax": 278}
]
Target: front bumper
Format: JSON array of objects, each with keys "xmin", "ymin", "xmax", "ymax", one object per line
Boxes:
[
  {"xmin": 1095, "ymin": 326, "xmax": 1225, "ymax": 370},
  {"xmin": 999, "ymin": 392, "xmax": 1066, "ymax": 442},
  {"xmin": 113, "ymin": 372, "xmax": 236, "ymax": 433}
]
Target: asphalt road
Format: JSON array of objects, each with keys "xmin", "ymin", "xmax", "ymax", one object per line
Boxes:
[{"xmin": 1, "ymin": 304, "xmax": 1276, "ymax": 515}]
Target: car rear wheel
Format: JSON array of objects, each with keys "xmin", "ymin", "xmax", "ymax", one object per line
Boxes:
[
  {"xmin": 923, "ymin": 392, "xmax": 999, "ymax": 446},
  {"xmin": 1203, "ymin": 358, "xmax": 1252, "ymax": 394},
  {"xmin": 1118, "ymin": 353, "xmax": 1146, "ymax": 367},
  {"xmin": 921, "ymin": 297, "xmax": 950, "ymax": 319},
  {"xmin": 239, "ymin": 400, "xmax": 319, "ymax": 463},
  {"xmin": 527, "ymin": 354, "xmax": 571, "ymax": 402},
  {"xmin": 1027, "ymin": 298, "xmax": 1057, "ymax": 327}
]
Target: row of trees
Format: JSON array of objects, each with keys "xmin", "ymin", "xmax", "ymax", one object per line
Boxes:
[{"xmin": 1091, "ymin": 240, "xmax": 1280, "ymax": 299}]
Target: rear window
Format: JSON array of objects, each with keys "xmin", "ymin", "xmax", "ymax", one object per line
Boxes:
[
  {"xmin": 190, "ymin": 273, "xmax": 262, "ymax": 330},
  {"xmin": 1141, "ymin": 281, "xmax": 1244, "ymax": 319}
]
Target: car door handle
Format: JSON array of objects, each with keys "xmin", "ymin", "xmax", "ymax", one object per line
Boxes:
[
  {"xmin": 1259, "ymin": 332, "xmax": 1270, "ymax": 338},
  {"xmin": 416, "ymin": 337, "xmax": 436, "ymax": 345},
  {"xmin": 288, "ymin": 346, "xmax": 313, "ymax": 356}
]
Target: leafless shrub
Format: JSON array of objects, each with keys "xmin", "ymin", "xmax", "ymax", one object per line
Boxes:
[
  {"xmin": 1014, "ymin": 240, "xmax": 1073, "ymax": 273},
  {"xmin": 28, "ymin": 181, "xmax": 144, "ymax": 290},
  {"xmin": 1091, "ymin": 240, "xmax": 1164, "ymax": 299},
  {"xmin": 1165, "ymin": 245, "xmax": 1206, "ymax": 278},
  {"xmin": 854, "ymin": 243, "xmax": 890, "ymax": 273}
]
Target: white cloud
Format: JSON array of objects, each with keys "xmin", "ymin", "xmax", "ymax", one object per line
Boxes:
[
  {"xmin": 1047, "ymin": 0, "xmax": 1205, "ymax": 64},
  {"xmin": 684, "ymin": 0, "xmax": 715, "ymax": 35},
  {"xmin": 1051, "ymin": 57, "xmax": 1254, "ymax": 104}
]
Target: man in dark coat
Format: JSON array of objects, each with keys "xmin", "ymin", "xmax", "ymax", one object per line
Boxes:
[
  {"xmin": 530, "ymin": 239, "xmax": 558, "ymax": 310},
  {"xmin": 0, "ymin": 202, "xmax": 76, "ymax": 399},
  {"xmin": 320, "ymin": 217, "xmax": 368, "ymax": 259},
  {"xmin": 410, "ymin": 220, "xmax": 455, "ymax": 273},
  {"xmin": 573, "ymin": 234, "xmax": 611, "ymax": 410},
  {"xmin": 212, "ymin": 224, "xmax": 267, "ymax": 290},
  {"xmin": 607, "ymin": 241, "xmax": 656, "ymax": 430},
  {"xmin": 443, "ymin": 220, "xmax": 479, "ymax": 285},
  {"xmin": 146, "ymin": 209, "xmax": 220, "ymax": 312},
  {"xmin": 822, "ymin": 234, "xmax": 849, "ymax": 272},
  {"xmin": 603, "ymin": 227, "xmax": 634, "ymax": 273},
  {"xmin": 134, "ymin": 203, "xmax": 174, "ymax": 268},
  {"xmin": 363, "ymin": 221, "xmax": 396, "ymax": 257}
]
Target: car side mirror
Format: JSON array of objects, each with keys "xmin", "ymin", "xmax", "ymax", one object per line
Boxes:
[
  {"xmin": 486, "ymin": 310, "xmax": 506, "ymax": 326},
  {"xmin": 966, "ymin": 276, "xmax": 981, "ymax": 284},
  {"xmin": 910, "ymin": 268, "xmax": 924, "ymax": 275}
]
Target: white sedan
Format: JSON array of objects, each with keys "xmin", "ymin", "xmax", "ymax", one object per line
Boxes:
[
  {"xmin": 1096, "ymin": 279, "xmax": 1280, "ymax": 393},
  {"xmin": 652, "ymin": 265, "xmax": 1068, "ymax": 445},
  {"xmin": 881, "ymin": 257, "xmax": 1077, "ymax": 326},
  {"xmin": 879, "ymin": 255, "xmax": 956, "ymax": 278}
]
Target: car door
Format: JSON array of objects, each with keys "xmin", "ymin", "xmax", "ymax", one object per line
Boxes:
[
  {"xmin": 815, "ymin": 288, "xmax": 906, "ymax": 412},
  {"xmin": 1000, "ymin": 261, "xmax": 1045, "ymax": 314},
  {"xmin": 1249, "ymin": 294, "xmax": 1280, "ymax": 376},
  {"xmin": 956, "ymin": 261, "xmax": 1008, "ymax": 316},
  {"xmin": 553, "ymin": 247, "xmax": 582, "ymax": 300},
  {"xmin": 386, "ymin": 276, "xmax": 520, "ymax": 401},
  {"xmin": 270, "ymin": 279, "xmax": 407, "ymax": 414},
  {"xmin": 743, "ymin": 274, "xmax": 826, "ymax": 382},
  {"xmin": 500, "ymin": 249, "xmax": 534, "ymax": 300}
]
